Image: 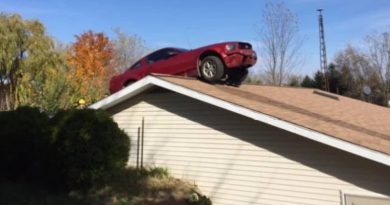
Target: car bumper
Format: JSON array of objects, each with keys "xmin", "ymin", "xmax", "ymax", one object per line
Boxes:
[
  {"xmin": 109, "ymin": 76, "xmax": 123, "ymax": 94},
  {"xmin": 223, "ymin": 50, "xmax": 257, "ymax": 69}
]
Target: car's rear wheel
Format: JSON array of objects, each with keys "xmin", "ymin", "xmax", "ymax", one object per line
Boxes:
[{"xmin": 200, "ymin": 56, "xmax": 225, "ymax": 82}]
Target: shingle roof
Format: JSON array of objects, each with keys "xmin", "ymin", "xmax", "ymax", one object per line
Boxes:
[
  {"xmin": 159, "ymin": 75, "xmax": 390, "ymax": 156},
  {"xmin": 91, "ymin": 74, "xmax": 390, "ymax": 165}
]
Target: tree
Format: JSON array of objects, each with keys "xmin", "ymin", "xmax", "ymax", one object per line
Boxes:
[
  {"xmin": 334, "ymin": 46, "xmax": 367, "ymax": 97},
  {"xmin": 19, "ymin": 51, "xmax": 70, "ymax": 113},
  {"xmin": 0, "ymin": 13, "xmax": 69, "ymax": 111},
  {"xmin": 301, "ymin": 75, "xmax": 316, "ymax": 88},
  {"xmin": 313, "ymin": 70, "xmax": 324, "ymax": 89},
  {"xmin": 326, "ymin": 64, "xmax": 348, "ymax": 94},
  {"xmin": 365, "ymin": 31, "xmax": 390, "ymax": 105},
  {"xmin": 333, "ymin": 45, "xmax": 386, "ymax": 105},
  {"xmin": 244, "ymin": 72, "xmax": 263, "ymax": 85},
  {"xmin": 287, "ymin": 75, "xmax": 302, "ymax": 87},
  {"xmin": 112, "ymin": 28, "xmax": 149, "ymax": 72},
  {"xmin": 257, "ymin": 1, "xmax": 303, "ymax": 86},
  {"xmin": 303, "ymin": 64, "xmax": 347, "ymax": 94},
  {"xmin": 67, "ymin": 31, "xmax": 116, "ymax": 104}
]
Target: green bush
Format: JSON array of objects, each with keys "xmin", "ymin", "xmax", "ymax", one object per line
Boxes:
[
  {"xmin": 0, "ymin": 107, "xmax": 50, "ymax": 181},
  {"xmin": 49, "ymin": 109, "xmax": 130, "ymax": 190}
]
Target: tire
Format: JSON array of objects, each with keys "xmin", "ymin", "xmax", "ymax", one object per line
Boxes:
[
  {"xmin": 226, "ymin": 68, "xmax": 248, "ymax": 86},
  {"xmin": 123, "ymin": 80, "xmax": 135, "ymax": 88},
  {"xmin": 236, "ymin": 68, "xmax": 248, "ymax": 83},
  {"xmin": 200, "ymin": 56, "xmax": 225, "ymax": 82}
]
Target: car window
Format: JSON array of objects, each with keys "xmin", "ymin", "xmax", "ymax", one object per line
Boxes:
[
  {"xmin": 147, "ymin": 50, "xmax": 165, "ymax": 64},
  {"xmin": 130, "ymin": 60, "xmax": 142, "ymax": 70},
  {"xmin": 147, "ymin": 49, "xmax": 180, "ymax": 64},
  {"xmin": 166, "ymin": 49, "xmax": 179, "ymax": 57}
]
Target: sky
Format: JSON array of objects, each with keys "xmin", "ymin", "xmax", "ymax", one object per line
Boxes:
[{"xmin": 1, "ymin": 0, "xmax": 390, "ymax": 76}]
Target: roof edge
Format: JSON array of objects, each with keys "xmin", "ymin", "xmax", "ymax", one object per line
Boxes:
[
  {"xmin": 90, "ymin": 75, "xmax": 390, "ymax": 167},
  {"xmin": 90, "ymin": 77, "xmax": 155, "ymax": 110}
]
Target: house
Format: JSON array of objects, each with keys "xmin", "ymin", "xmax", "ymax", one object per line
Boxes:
[{"xmin": 91, "ymin": 75, "xmax": 390, "ymax": 205}]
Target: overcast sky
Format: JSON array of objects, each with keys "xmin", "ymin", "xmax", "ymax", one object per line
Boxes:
[{"xmin": 2, "ymin": 0, "xmax": 390, "ymax": 75}]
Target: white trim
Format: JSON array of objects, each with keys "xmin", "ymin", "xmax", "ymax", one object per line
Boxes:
[
  {"xmin": 90, "ymin": 78, "xmax": 154, "ymax": 110},
  {"xmin": 340, "ymin": 190, "xmax": 346, "ymax": 205},
  {"xmin": 90, "ymin": 75, "xmax": 390, "ymax": 167},
  {"xmin": 340, "ymin": 190, "xmax": 390, "ymax": 205}
]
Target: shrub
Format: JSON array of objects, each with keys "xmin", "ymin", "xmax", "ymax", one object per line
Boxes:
[
  {"xmin": 188, "ymin": 191, "xmax": 212, "ymax": 205},
  {"xmin": 49, "ymin": 109, "xmax": 130, "ymax": 190},
  {"xmin": 0, "ymin": 107, "xmax": 50, "ymax": 181},
  {"xmin": 139, "ymin": 167, "xmax": 169, "ymax": 178}
]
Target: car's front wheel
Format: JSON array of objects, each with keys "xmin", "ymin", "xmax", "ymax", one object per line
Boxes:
[{"xmin": 200, "ymin": 56, "xmax": 225, "ymax": 82}]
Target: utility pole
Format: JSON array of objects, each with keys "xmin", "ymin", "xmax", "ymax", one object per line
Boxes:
[{"xmin": 318, "ymin": 9, "xmax": 329, "ymax": 92}]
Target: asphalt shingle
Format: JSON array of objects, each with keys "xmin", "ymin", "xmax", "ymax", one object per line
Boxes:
[{"xmin": 159, "ymin": 75, "xmax": 390, "ymax": 155}]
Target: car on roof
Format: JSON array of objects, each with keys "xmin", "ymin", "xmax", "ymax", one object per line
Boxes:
[{"xmin": 109, "ymin": 41, "xmax": 257, "ymax": 93}]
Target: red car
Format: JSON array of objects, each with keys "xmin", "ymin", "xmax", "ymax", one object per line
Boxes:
[{"xmin": 109, "ymin": 41, "xmax": 257, "ymax": 93}]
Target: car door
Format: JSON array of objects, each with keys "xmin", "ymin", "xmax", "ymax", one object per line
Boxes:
[
  {"xmin": 163, "ymin": 49, "xmax": 195, "ymax": 75},
  {"xmin": 148, "ymin": 48, "xmax": 189, "ymax": 75},
  {"xmin": 123, "ymin": 59, "xmax": 149, "ymax": 81},
  {"xmin": 171, "ymin": 49, "xmax": 198, "ymax": 75},
  {"xmin": 147, "ymin": 49, "xmax": 171, "ymax": 74}
]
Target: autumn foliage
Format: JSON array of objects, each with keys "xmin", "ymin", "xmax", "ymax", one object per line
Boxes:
[
  {"xmin": 0, "ymin": 13, "xmax": 151, "ymax": 112},
  {"xmin": 67, "ymin": 31, "xmax": 116, "ymax": 103}
]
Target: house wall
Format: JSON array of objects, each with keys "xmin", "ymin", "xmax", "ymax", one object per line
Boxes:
[{"xmin": 108, "ymin": 91, "xmax": 390, "ymax": 205}]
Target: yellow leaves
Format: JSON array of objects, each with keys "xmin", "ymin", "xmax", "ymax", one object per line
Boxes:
[
  {"xmin": 67, "ymin": 31, "xmax": 117, "ymax": 102},
  {"xmin": 68, "ymin": 31, "xmax": 111, "ymax": 78}
]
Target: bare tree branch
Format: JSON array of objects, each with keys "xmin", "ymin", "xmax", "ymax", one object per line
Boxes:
[
  {"xmin": 112, "ymin": 28, "xmax": 149, "ymax": 73},
  {"xmin": 365, "ymin": 31, "xmax": 390, "ymax": 105},
  {"xmin": 257, "ymin": 2, "xmax": 304, "ymax": 86}
]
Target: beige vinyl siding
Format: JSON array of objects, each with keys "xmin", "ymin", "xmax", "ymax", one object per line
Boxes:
[{"xmin": 108, "ymin": 91, "xmax": 390, "ymax": 205}]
